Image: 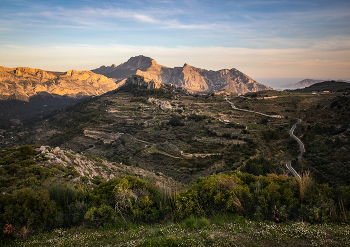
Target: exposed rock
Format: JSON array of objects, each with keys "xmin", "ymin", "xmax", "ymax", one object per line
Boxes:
[
  {"xmin": 0, "ymin": 66, "xmax": 117, "ymax": 100},
  {"xmin": 147, "ymin": 97, "xmax": 173, "ymax": 110},
  {"xmin": 33, "ymin": 146, "xmax": 169, "ymax": 185},
  {"xmin": 124, "ymin": 74, "xmax": 162, "ymax": 89}
]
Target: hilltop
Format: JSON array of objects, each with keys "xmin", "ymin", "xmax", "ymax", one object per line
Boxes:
[
  {"xmin": 283, "ymin": 79, "xmax": 324, "ymax": 89},
  {"xmin": 92, "ymin": 55, "xmax": 273, "ymax": 94},
  {"xmin": 286, "ymin": 80, "xmax": 350, "ymax": 93}
]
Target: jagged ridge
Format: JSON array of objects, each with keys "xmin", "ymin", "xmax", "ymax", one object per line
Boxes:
[{"xmin": 92, "ymin": 55, "xmax": 273, "ymax": 94}]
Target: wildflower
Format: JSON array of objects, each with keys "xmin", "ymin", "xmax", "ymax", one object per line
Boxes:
[{"xmin": 3, "ymin": 221, "xmax": 15, "ymax": 235}]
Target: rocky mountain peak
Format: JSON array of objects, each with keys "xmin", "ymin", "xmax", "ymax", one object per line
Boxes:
[
  {"xmin": 92, "ymin": 55, "xmax": 273, "ymax": 94},
  {"xmin": 119, "ymin": 55, "xmax": 158, "ymax": 70}
]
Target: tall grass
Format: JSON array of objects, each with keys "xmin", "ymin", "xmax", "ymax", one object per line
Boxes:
[
  {"xmin": 180, "ymin": 215, "xmax": 209, "ymax": 230},
  {"xmin": 298, "ymin": 171, "xmax": 312, "ymax": 202}
]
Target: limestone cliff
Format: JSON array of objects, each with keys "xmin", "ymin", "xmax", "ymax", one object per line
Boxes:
[
  {"xmin": 123, "ymin": 75, "xmax": 162, "ymax": 89},
  {"xmin": 93, "ymin": 55, "xmax": 273, "ymax": 94},
  {"xmin": 0, "ymin": 66, "xmax": 117, "ymax": 100}
]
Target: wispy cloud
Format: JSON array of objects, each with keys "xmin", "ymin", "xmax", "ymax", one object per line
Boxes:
[{"xmin": 1, "ymin": 0, "xmax": 349, "ymax": 82}]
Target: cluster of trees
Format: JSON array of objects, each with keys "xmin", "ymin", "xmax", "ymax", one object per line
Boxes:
[{"xmin": 1, "ymin": 146, "xmax": 350, "ymax": 242}]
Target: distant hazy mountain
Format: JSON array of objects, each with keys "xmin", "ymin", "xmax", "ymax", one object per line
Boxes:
[
  {"xmin": 283, "ymin": 79, "xmax": 324, "ymax": 89},
  {"xmin": 0, "ymin": 66, "xmax": 117, "ymax": 101},
  {"xmin": 92, "ymin": 55, "xmax": 273, "ymax": 94},
  {"xmin": 287, "ymin": 81, "xmax": 350, "ymax": 93}
]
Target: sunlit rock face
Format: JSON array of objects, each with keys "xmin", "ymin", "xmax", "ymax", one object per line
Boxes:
[
  {"xmin": 93, "ymin": 55, "xmax": 273, "ymax": 94},
  {"xmin": 0, "ymin": 66, "xmax": 117, "ymax": 100}
]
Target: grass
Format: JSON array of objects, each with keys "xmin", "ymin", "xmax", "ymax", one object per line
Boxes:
[{"xmin": 8, "ymin": 219, "xmax": 350, "ymax": 247}]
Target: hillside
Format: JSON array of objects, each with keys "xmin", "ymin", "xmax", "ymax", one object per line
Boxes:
[
  {"xmin": 286, "ymin": 80, "xmax": 350, "ymax": 93},
  {"xmin": 3, "ymin": 76, "xmax": 349, "ymax": 186},
  {"xmin": 2, "ymin": 145, "xmax": 350, "ymax": 245},
  {"xmin": 92, "ymin": 55, "xmax": 273, "ymax": 94},
  {"xmin": 0, "ymin": 78, "xmax": 282, "ymax": 183}
]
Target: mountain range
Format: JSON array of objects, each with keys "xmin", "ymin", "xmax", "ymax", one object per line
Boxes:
[
  {"xmin": 92, "ymin": 55, "xmax": 273, "ymax": 94},
  {"xmin": 0, "ymin": 56, "xmax": 273, "ymax": 102}
]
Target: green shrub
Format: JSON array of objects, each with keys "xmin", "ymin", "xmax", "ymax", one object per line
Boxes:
[
  {"xmin": 84, "ymin": 204, "xmax": 118, "ymax": 227},
  {"xmin": 168, "ymin": 116, "xmax": 184, "ymax": 126},
  {"xmin": 174, "ymin": 189, "xmax": 204, "ymax": 220},
  {"xmin": 92, "ymin": 176, "xmax": 107, "ymax": 185},
  {"xmin": 180, "ymin": 215, "xmax": 198, "ymax": 229},
  {"xmin": 16, "ymin": 177, "xmax": 41, "ymax": 188},
  {"xmin": 18, "ymin": 145, "xmax": 35, "ymax": 156},
  {"xmin": 92, "ymin": 176, "xmax": 161, "ymax": 223},
  {"xmin": 48, "ymin": 184, "xmax": 77, "ymax": 210},
  {"xmin": 188, "ymin": 114, "xmax": 207, "ymax": 122},
  {"xmin": 180, "ymin": 215, "xmax": 209, "ymax": 230},
  {"xmin": 240, "ymin": 157, "xmax": 274, "ymax": 176},
  {"xmin": 197, "ymin": 217, "xmax": 210, "ymax": 228},
  {"xmin": 66, "ymin": 201, "xmax": 89, "ymax": 226},
  {"xmin": 0, "ymin": 188, "xmax": 56, "ymax": 235}
]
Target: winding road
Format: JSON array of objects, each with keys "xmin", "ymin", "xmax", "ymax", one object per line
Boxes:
[
  {"xmin": 225, "ymin": 97, "xmax": 282, "ymax": 118},
  {"xmin": 286, "ymin": 119, "xmax": 305, "ymax": 178},
  {"xmin": 225, "ymin": 96, "xmax": 304, "ymax": 178}
]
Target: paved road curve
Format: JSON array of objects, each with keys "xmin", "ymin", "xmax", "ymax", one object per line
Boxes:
[
  {"xmin": 286, "ymin": 119, "xmax": 305, "ymax": 178},
  {"xmin": 225, "ymin": 96, "xmax": 282, "ymax": 118},
  {"xmin": 225, "ymin": 96, "xmax": 304, "ymax": 178},
  {"xmin": 289, "ymin": 119, "xmax": 305, "ymax": 159}
]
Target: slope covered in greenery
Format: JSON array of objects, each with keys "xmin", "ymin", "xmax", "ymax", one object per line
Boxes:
[{"xmin": 1, "ymin": 146, "xmax": 350, "ymax": 245}]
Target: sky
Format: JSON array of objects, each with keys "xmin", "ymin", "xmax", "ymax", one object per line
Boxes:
[{"xmin": 1, "ymin": 0, "xmax": 350, "ymax": 87}]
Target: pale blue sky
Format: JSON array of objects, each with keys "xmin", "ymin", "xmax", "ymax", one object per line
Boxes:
[{"xmin": 1, "ymin": 0, "xmax": 350, "ymax": 86}]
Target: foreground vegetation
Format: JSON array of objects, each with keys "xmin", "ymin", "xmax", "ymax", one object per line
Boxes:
[
  {"xmin": 8, "ymin": 217, "xmax": 350, "ymax": 247},
  {"xmin": 1, "ymin": 145, "xmax": 350, "ymax": 245}
]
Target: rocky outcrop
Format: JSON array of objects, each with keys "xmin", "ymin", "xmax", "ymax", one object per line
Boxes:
[
  {"xmin": 124, "ymin": 74, "xmax": 162, "ymax": 89},
  {"xmin": 147, "ymin": 97, "xmax": 173, "ymax": 110},
  {"xmin": 0, "ymin": 66, "xmax": 117, "ymax": 100},
  {"xmin": 93, "ymin": 55, "xmax": 273, "ymax": 94},
  {"xmin": 35, "ymin": 146, "xmax": 168, "ymax": 185}
]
